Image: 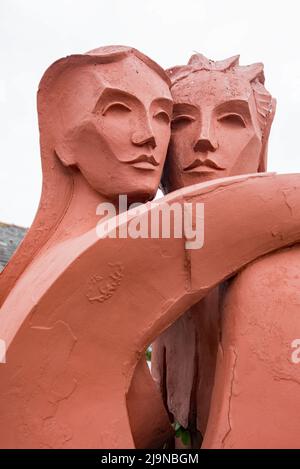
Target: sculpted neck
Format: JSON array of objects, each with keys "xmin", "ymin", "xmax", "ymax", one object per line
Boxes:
[{"xmin": 46, "ymin": 170, "xmax": 112, "ymax": 246}]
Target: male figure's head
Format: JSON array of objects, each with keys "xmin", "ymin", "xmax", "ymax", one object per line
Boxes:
[
  {"xmin": 39, "ymin": 46, "xmax": 172, "ymax": 204},
  {"xmin": 161, "ymin": 54, "xmax": 276, "ymax": 193}
]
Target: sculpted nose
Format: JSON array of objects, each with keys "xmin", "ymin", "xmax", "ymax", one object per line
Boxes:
[
  {"xmin": 194, "ymin": 138, "xmax": 218, "ymax": 153},
  {"xmin": 131, "ymin": 115, "xmax": 157, "ymax": 149},
  {"xmin": 131, "ymin": 131, "xmax": 157, "ymax": 149},
  {"xmin": 194, "ymin": 115, "xmax": 218, "ymax": 153}
]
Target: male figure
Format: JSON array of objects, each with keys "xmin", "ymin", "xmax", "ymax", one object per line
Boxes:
[
  {"xmin": 0, "ymin": 45, "xmax": 173, "ymax": 448},
  {"xmin": 152, "ymin": 53, "xmax": 276, "ymax": 445}
]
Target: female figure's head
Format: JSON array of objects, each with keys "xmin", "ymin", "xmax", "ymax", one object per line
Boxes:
[{"xmin": 161, "ymin": 53, "xmax": 276, "ymax": 193}]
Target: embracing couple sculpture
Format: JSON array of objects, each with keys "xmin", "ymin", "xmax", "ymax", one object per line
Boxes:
[{"xmin": 0, "ymin": 45, "xmax": 300, "ymax": 449}]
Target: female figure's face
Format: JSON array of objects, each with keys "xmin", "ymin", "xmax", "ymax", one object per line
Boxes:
[
  {"xmin": 55, "ymin": 56, "xmax": 172, "ymax": 203},
  {"xmin": 165, "ymin": 70, "xmax": 263, "ymax": 192}
]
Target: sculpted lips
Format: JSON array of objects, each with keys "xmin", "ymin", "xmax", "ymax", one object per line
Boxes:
[
  {"xmin": 183, "ymin": 157, "xmax": 225, "ymax": 174},
  {"xmin": 124, "ymin": 154, "xmax": 159, "ymax": 170}
]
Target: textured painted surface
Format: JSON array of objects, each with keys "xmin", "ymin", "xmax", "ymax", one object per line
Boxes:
[
  {"xmin": 204, "ymin": 245, "xmax": 300, "ymax": 448},
  {"xmin": 1, "ymin": 173, "xmax": 300, "ymax": 447}
]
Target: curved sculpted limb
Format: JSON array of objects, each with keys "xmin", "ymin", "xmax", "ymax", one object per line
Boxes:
[
  {"xmin": 203, "ymin": 244, "xmax": 300, "ymax": 449},
  {"xmin": 0, "ymin": 173, "xmax": 300, "ymax": 448},
  {"xmin": 127, "ymin": 357, "xmax": 173, "ymax": 448}
]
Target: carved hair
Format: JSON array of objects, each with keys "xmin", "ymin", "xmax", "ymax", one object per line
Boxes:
[
  {"xmin": 167, "ymin": 53, "xmax": 274, "ymax": 135},
  {"xmin": 0, "ymin": 46, "xmax": 170, "ymax": 305}
]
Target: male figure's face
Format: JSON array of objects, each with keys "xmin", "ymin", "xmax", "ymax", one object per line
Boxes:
[
  {"xmin": 165, "ymin": 70, "xmax": 263, "ymax": 191},
  {"xmin": 55, "ymin": 56, "xmax": 172, "ymax": 203}
]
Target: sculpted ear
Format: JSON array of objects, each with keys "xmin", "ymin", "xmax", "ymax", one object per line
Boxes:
[
  {"xmin": 258, "ymin": 98, "xmax": 276, "ymax": 173},
  {"xmin": 54, "ymin": 139, "xmax": 76, "ymax": 167}
]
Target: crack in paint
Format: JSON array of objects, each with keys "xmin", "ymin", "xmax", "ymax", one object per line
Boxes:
[
  {"xmin": 282, "ymin": 189, "xmax": 295, "ymax": 216},
  {"xmin": 221, "ymin": 348, "xmax": 237, "ymax": 447}
]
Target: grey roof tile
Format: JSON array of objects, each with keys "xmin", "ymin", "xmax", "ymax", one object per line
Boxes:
[{"xmin": 0, "ymin": 222, "xmax": 27, "ymax": 271}]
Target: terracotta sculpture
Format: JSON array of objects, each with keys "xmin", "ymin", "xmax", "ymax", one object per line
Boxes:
[
  {"xmin": 152, "ymin": 53, "xmax": 276, "ymax": 444},
  {"xmin": 0, "ymin": 46, "xmax": 300, "ymax": 449}
]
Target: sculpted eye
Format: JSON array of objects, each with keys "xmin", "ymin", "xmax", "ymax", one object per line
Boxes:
[
  {"xmin": 102, "ymin": 102, "xmax": 132, "ymax": 115},
  {"xmin": 218, "ymin": 113, "xmax": 246, "ymax": 128},
  {"xmin": 171, "ymin": 115, "xmax": 196, "ymax": 130},
  {"xmin": 153, "ymin": 110, "xmax": 171, "ymax": 125}
]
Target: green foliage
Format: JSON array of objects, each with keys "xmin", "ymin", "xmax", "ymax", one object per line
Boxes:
[
  {"xmin": 145, "ymin": 347, "xmax": 152, "ymax": 362},
  {"xmin": 144, "ymin": 348, "xmax": 191, "ymax": 447},
  {"xmin": 172, "ymin": 421, "xmax": 191, "ymax": 446}
]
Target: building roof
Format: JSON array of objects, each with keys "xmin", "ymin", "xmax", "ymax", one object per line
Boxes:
[{"xmin": 0, "ymin": 222, "xmax": 27, "ymax": 272}]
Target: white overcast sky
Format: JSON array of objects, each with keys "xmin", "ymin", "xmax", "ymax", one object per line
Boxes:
[{"xmin": 1, "ymin": 0, "xmax": 300, "ymax": 227}]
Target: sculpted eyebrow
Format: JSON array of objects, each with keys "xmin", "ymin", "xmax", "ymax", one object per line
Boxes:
[
  {"xmin": 173, "ymin": 103, "xmax": 199, "ymax": 115},
  {"xmin": 152, "ymin": 97, "xmax": 173, "ymax": 116},
  {"xmin": 215, "ymin": 99, "xmax": 250, "ymax": 115},
  {"xmin": 93, "ymin": 88, "xmax": 139, "ymax": 112},
  {"xmin": 152, "ymin": 97, "xmax": 173, "ymax": 108}
]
